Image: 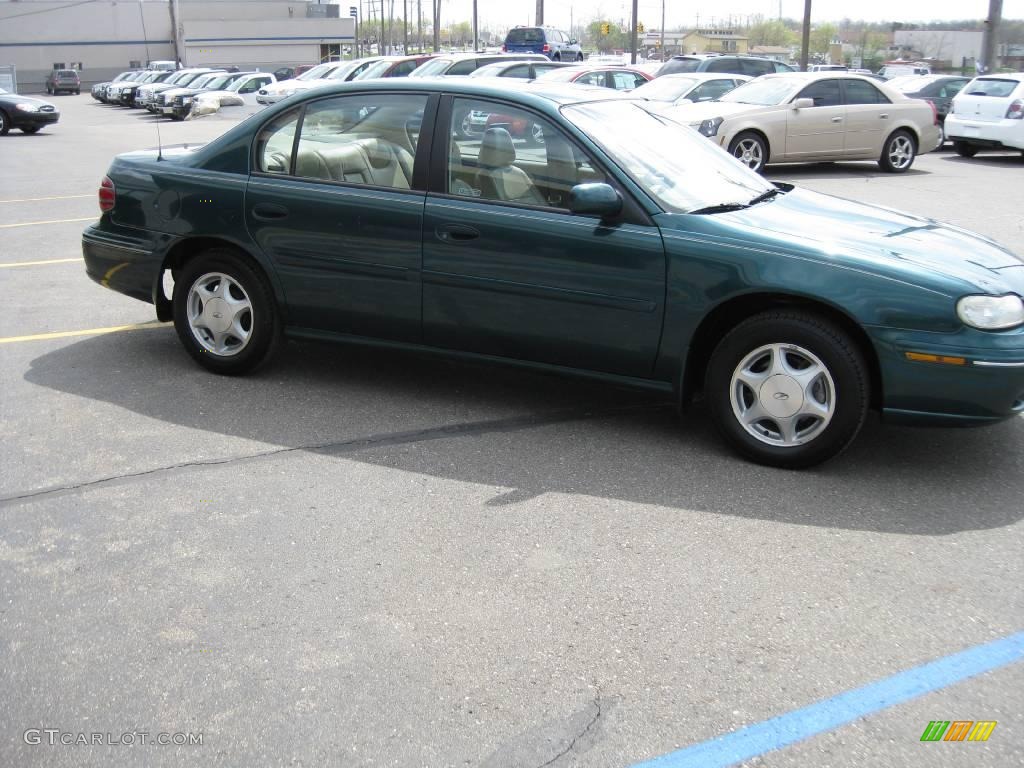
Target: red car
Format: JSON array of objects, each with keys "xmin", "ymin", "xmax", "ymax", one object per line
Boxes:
[{"xmin": 534, "ymin": 65, "xmax": 652, "ymax": 90}]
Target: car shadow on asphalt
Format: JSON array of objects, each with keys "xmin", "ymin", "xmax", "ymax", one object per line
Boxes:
[
  {"xmin": 21, "ymin": 329, "xmax": 1024, "ymax": 535},
  {"xmin": 766, "ymin": 163, "xmax": 930, "ymax": 181},
  {"xmin": 939, "ymin": 153, "xmax": 1024, "ymax": 167}
]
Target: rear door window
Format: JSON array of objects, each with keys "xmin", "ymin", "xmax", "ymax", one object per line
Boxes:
[
  {"xmin": 740, "ymin": 59, "xmax": 773, "ymax": 77},
  {"xmin": 706, "ymin": 58, "xmax": 738, "ymax": 73},
  {"xmin": 844, "ymin": 80, "xmax": 889, "ymax": 104},
  {"xmin": 662, "ymin": 58, "xmax": 700, "ymax": 74},
  {"xmin": 447, "ymin": 59, "xmax": 479, "ymax": 75}
]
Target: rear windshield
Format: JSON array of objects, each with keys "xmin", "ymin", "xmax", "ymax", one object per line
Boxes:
[
  {"xmin": 506, "ymin": 28, "xmax": 544, "ymax": 45},
  {"xmin": 963, "ymin": 78, "xmax": 1020, "ymax": 98},
  {"xmin": 662, "ymin": 58, "xmax": 700, "ymax": 74},
  {"xmin": 57, "ymin": 70, "xmax": 78, "ymax": 77}
]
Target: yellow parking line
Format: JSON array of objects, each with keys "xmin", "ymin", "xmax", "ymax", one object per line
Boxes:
[
  {"xmin": 0, "ymin": 257, "xmax": 83, "ymax": 268},
  {"xmin": 0, "ymin": 194, "xmax": 93, "ymax": 204},
  {"xmin": 0, "ymin": 217, "xmax": 95, "ymax": 229},
  {"xmin": 0, "ymin": 321, "xmax": 169, "ymax": 345}
]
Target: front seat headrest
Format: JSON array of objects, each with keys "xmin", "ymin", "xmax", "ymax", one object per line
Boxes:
[{"xmin": 478, "ymin": 127, "xmax": 516, "ymax": 169}]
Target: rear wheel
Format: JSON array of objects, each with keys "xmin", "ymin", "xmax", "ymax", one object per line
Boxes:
[
  {"xmin": 454, "ymin": 108, "xmax": 473, "ymax": 139},
  {"xmin": 576, "ymin": 53, "xmax": 584, "ymax": 62},
  {"xmin": 0, "ymin": 110, "xmax": 9, "ymax": 136},
  {"xmin": 552, "ymin": 53, "xmax": 561, "ymax": 62},
  {"xmin": 524, "ymin": 121, "xmax": 545, "ymax": 146},
  {"xmin": 728, "ymin": 131, "xmax": 767, "ymax": 173},
  {"xmin": 172, "ymin": 248, "xmax": 280, "ymax": 375},
  {"xmin": 878, "ymin": 129, "xmax": 916, "ymax": 172},
  {"xmin": 954, "ymin": 141, "xmax": 978, "ymax": 158},
  {"xmin": 704, "ymin": 311, "xmax": 869, "ymax": 469}
]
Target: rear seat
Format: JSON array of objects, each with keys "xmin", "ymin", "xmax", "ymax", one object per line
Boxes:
[{"xmin": 294, "ymin": 138, "xmax": 414, "ymax": 189}]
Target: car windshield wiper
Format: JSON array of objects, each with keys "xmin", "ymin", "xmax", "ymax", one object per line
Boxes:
[
  {"xmin": 748, "ymin": 188, "xmax": 782, "ymax": 206},
  {"xmin": 687, "ymin": 202, "xmax": 750, "ymax": 215}
]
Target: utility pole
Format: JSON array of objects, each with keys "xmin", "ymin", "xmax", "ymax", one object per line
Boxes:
[
  {"xmin": 629, "ymin": 0, "xmax": 638, "ymax": 64},
  {"xmin": 660, "ymin": 0, "xmax": 665, "ymax": 60},
  {"xmin": 417, "ymin": 0, "xmax": 422, "ymax": 53},
  {"xmin": 799, "ymin": 0, "xmax": 812, "ymax": 71},
  {"xmin": 403, "ymin": 0, "xmax": 409, "ymax": 54},
  {"xmin": 535, "ymin": 0, "xmax": 543, "ymax": 27},
  {"xmin": 981, "ymin": 0, "xmax": 1003, "ymax": 73},
  {"xmin": 472, "ymin": 0, "xmax": 478, "ymax": 51},
  {"xmin": 432, "ymin": 0, "xmax": 440, "ymax": 52},
  {"xmin": 167, "ymin": 0, "xmax": 181, "ymax": 67}
]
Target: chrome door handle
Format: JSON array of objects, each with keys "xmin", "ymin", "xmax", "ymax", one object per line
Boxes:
[
  {"xmin": 879, "ymin": 113, "xmax": 890, "ymax": 119},
  {"xmin": 830, "ymin": 116, "xmax": 843, "ymax": 123}
]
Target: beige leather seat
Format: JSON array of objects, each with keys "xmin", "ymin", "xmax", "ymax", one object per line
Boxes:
[
  {"xmin": 473, "ymin": 127, "xmax": 545, "ymax": 206},
  {"xmin": 293, "ymin": 138, "xmax": 414, "ymax": 190}
]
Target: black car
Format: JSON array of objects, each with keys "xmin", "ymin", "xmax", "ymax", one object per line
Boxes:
[
  {"xmin": 660, "ymin": 54, "xmax": 794, "ymax": 78},
  {"xmin": 120, "ymin": 70, "xmax": 176, "ymax": 107},
  {"xmin": 0, "ymin": 89, "xmax": 60, "ymax": 135},
  {"xmin": 887, "ymin": 75, "xmax": 970, "ymax": 139}
]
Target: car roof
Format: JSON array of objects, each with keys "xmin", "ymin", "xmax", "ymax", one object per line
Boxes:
[
  {"xmin": 973, "ymin": 73, "xmax": 1024, "ymax": 82},
  {"xmin": 657, "ymin": 72, "xmax": 752, "ymax": 81},
  {"xmin": 300, "ymin": 76, "xmax": 635, "ymax": 107}
]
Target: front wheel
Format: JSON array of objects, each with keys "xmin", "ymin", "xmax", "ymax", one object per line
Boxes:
[
  {"xmin": 172, "ymin": 248, "xmax": 280, "ymax": 375},
  {"xmin": 878, "ymin": 129, "xmax": 916, "ymax": 172},
  {"xmin": 954, "ymin": 141, "xmax": 978, "ymax": 158},
  {"xmin": 0, "ymin": 110, "xmax": 9, "ymax": 136},
  {"xmin": 704, "ymin": 311, "xmax": 869, "ymax": 469},
  {"xmin": 728, "ymin": 132, "xmax": 767, "ymax": 173}
]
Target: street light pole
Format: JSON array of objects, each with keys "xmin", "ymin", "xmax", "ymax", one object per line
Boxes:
[
  {"xmin": 660, "ymin": 0, "xmax": 665, "ymax": 60},
  {"xmin": 535, "ymin": 0, "xmax": 543, "ymax": 26},
  {"xmin": 472, "ymin": 0, "xmax": 478, "ymax": 52}
]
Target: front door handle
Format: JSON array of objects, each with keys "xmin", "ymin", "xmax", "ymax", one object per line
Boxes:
[
  {"xmin": 436, "ymin": 224, "xmax": 480, "ymax": 243},
  {"xmin": 878, "ymin": 113, "xmax": 890, "ymax": 119},
  {"xmin": 830, "ymin": 116, "xmax": 843, "ymax": 123},
  {"xmin": 252, "ymin": 203, "xmax": 289, "ymax": 221}
]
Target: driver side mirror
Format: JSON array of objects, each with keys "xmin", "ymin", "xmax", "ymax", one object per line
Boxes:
[
  {"xmin": 569, "ymin": 39, "xmax": 578, "ymax": 45},
  {"xmin": 793, "ymin": 97, "xmax": 814, "ymax": 109},
  {"xmin": 569, "ymin": 183, "xmax": 622, "ymax": 219}
]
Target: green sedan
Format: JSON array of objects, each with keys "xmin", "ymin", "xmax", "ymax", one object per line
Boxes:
[{"xmin": 82, "ymin": 79, "xmax": 1024, "ymax": 468}]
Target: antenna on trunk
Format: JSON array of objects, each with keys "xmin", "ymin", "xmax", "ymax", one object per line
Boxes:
[{"xmin": 156, "ymin": 119, "xmax": 164, "ymax": 161}]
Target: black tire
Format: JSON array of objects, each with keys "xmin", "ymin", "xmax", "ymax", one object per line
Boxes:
[
  {"xmin": 524, "ymin": 121, "xmax": 545, "ymax": 146},
  {"xmin": 728, "ymin": 131, "xmax": 768, "ymax": 173},
  {"xmin": 453, "ymin": 107, "xmax": 472, "ymax": 139},
  {"xmin": 954, "ymin": 141, "xmax": 978, "ymax": 158},
  {"xmin": 75, "ymin": 89, "xmax": 80, "ymax": 95},
  {"xmin": 878, "ymin": 129, "xmax": 916, "ymax": 172},
  {"xmin": 172, "ymin": 248, "xmax": 280, "ymax": 375},
  {"xmin": 552, "ymin": 53, "xmax": 561, "ymax": 62},
  {"xmin": 21, "ymin": 126, "xmax": 40, "ymax": 134},
  {"xmin": 46, "ymin": 86, "xmax": 52, "ymax": 95},
  {"xmin": 704, "ymin": 311, "xmax": 869, "ymax": 469},
  {"xmin": 0, "ymin": 110, "xmax": 9, "ymax": 136},
  {"xmin": 576, "ymin": 53, "xmax": 584, "ymax": 62}
]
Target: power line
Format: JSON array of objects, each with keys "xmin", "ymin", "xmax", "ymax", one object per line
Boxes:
[{"xmin": 0, "ymin": 0, "xmax": 100, "ymax": 21}]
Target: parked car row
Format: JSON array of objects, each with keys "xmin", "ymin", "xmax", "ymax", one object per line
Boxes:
[{"xmin": 92, "ymin": 67, "xmax": 277, "ymax": 118}]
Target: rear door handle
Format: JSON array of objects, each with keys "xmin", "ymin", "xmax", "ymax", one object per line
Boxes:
[
  {"xmin": 878, "ymin": 113, "xmax": 890, "ymax": 119},
  {"xmin": 830, "ymin": 116, "xmax": 843, "ymax": 123},
  {"xmin": 436, "ymin": 224, "xmax": 480, "ymax": 243},
  {"xmin": 252, "ymin": 203, "xmax": 289, "ymax": 221}
]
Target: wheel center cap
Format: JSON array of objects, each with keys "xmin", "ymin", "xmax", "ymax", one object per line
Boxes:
[
  {"xmin": 205, "ymin": 297, "xmax": 232, "ymax": 332},
  {"xmin": 759, "ymin": 374, "xmax": 804, "ymax": 418}
]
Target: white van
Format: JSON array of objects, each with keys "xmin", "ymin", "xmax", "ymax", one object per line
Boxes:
[{"xmin": 880, "ymin": 63, "xmax": 931, "ymax": 79}]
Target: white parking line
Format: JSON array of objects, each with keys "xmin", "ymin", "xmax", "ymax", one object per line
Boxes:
[
  {"xmin": 0, "ymin": 258, "xmax": 83, "ymax": 268},
  {"xmin": 0, "ymin": 217, "xmax": 95, "ymax": 229},
  {"xmin": 0, "ymin": 194, "xmax": 93, "ymax": 204}
]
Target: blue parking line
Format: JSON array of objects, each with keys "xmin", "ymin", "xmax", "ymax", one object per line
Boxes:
[{"xmin": 630, "ymin": 630, "xmax": 1024, "ymax": 768}]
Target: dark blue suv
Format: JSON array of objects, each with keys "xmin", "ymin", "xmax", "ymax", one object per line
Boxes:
[{"xmin": 502, "ymin": 27, "xmax": 583, "ymax": 62}]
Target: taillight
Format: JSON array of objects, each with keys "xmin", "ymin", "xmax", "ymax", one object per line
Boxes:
[
  {"xmin": 1007, "ymin": 99, "xmax": 1023, "ymax": 120},
  {"xmin": 542, "ymin": 43, "xmax": 550, "ymax": 52},
  {"xmin": 501, "ymin": 44, "xmax": 507, "ymax": 52},
  {"xmin": 927, "ymin": 99, "xmax": 938, "ymax": 126},
  {"xmin": 98, "ymin": 176, "xmax": 115, "ymax": 213}
]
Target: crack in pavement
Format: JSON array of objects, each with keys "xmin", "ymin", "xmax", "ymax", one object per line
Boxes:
[
  {"xmin": 536, "ymin": 689, "xmax": 603, "ymax": 768},
  {"xmin": 0, "ymin": 403, "xmax": 667, "ymax": 507}
]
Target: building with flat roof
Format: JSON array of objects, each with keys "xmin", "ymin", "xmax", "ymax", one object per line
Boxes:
[{"xmin": 0, "ymin": 0, "xmax": 354, "ymax": 92}]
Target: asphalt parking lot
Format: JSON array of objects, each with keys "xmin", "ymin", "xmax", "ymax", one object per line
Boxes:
[{"xmin": 1, "ymin": 94, "xmax": 1022, "ymax": 768}]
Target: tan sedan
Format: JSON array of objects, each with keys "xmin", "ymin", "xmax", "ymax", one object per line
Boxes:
[{"xmin": 665, "ymin": 72, "xmax": 941, "ymax": 173}]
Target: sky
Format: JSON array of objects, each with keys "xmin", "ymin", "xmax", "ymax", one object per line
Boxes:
[{"xmin": 422, "ymin": 0, "xmax": 1024, "ymax": 33}]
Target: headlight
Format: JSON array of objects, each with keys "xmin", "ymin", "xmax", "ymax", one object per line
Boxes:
[
  {"xmin": 182, "ymin": 96, "xmax": 192, "ymax": 103},
  {"xmin": 15, "ymin": 103, "xmax": 40, "ymax": 112},
  {"xmin": 693, "ymin": 117, "xmax": 724, "ymax": 138},
  {"xmin": 957, "ymin": 294, "xmax": 1024, "ymax": 330}
]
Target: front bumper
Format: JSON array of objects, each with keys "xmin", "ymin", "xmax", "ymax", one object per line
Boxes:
[
  {"xmin": 11, "ymin": 110, "xmax": 60, "ymax": 129},
  {"xmin": 945, "ymin": 114, "xmax": 1024, "ymax": 151},
  {"xmin": 868, "ymin": 325, "xmax": 1024, "ymax": 426}
]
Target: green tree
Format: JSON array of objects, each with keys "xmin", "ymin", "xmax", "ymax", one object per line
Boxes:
[
  {"xmin": 748, "ymin": 19, "xmax": 796, "ymax": 48},
  {"xmin": 585, "ymin": 20, "xmax": 628, "ymax": 53}
]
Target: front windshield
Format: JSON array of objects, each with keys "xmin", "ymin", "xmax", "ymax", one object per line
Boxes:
[
  {"xmin": 354, "ymin": 60, "xmax": 394, "ymax": 80},
  {"xmin": 719, "ymin": 77, "xmax": 798, "ymax": 106},
  {"xmin": 469, "ymin": 63, "xmax": 505, "ymax": 77},
  {"xmin": 191, "ymin": 74, "xmax": 218, "ymax": 89},
  {"xmin": 225, "ymin": 76, "xmax": 252, "ymax": 92},
  {"xmin": 325, "ymin": 60, "xmax": 364, "ymax": 80},
  {"xmin": 632, "ymin": 76, "xmax": 698, "ymax": 102},
  {"xmin": 562, "ymin": 100, "xmax": 772, "ymax": 213},
  {"xmin": 297, "ymin": 64, "xmax": 333, "ymax": 81},
  {"xmin": 536, "ymin": 67, "xmax": 586, "ymax": 82},
  {"xmin": 409, "ymin": 58, "xmax": 453, "ymax": 77},
  {"xmin": 204, "ymin": 74, "xmax": 235, "ymax": 90}
]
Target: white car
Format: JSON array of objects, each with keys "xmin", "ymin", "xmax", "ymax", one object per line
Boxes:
[
  {"xmin": 255, "ymin": 59, "xmax": 382, "ymax": 105},
  {"xmin": 665, "ymin": 72, "xmax": 941, "ymax": 173},
  {"xmin": 944, "ymin": 73, "xmax": 1024, "ymax": 157},
  {"xmin": 632, "ymin": 73, "xmax": 751, "ymax": 106},
  {"xmin": 195, "ymin": 72, "xmax": 277, "ymax": 109}
]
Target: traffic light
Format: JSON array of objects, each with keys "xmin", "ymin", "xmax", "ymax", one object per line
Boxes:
[
  {"xmin": 637, "ymin": 22, "xmax": 645, "ymax": 34},
  {"xmin": 600, "ymin": 22, "xmax": 610, "ymax": 35}
]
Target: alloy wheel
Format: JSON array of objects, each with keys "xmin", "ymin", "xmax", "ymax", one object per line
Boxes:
[
  {"xmin": 185, "ymin": 272, "xmax": 254, "ymax": 356},
  {"xmin": 887, "ymin": 135, "xmax": 914, "ymax": 170}
]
